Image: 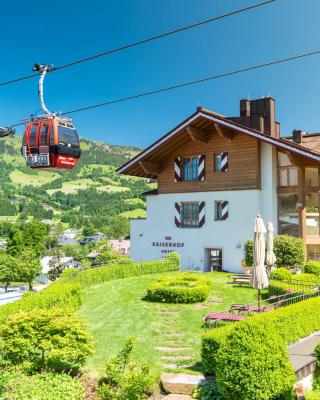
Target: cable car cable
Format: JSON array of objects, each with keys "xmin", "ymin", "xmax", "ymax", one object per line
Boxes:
[
  {"xmin": 0, "ymin": 0, "xmax": 275, "ymax": 88},
  {"xmin": 7, "ymin": 47, "xmax": 320, "ymax": 127}
]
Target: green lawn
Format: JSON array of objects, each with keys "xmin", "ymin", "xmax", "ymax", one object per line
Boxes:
[
  {"xmin": 78, "ymin": 272, "xmax": 257, "ymax": 383},
  {"xmin": 120, "ymin": 208, "xmax": 146, "ymax": 218}
]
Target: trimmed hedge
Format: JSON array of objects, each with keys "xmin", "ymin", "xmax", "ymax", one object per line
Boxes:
[
  {"xmin": 147, "ymin": 273, "xmax": 212, "ymax": 303},
  {"xmin": 215, "ymin": 322, "xmax": 294, "ymax": 400},
  {"xmin": 305, "ymin": 261, "xmax": 320, "ymax": 276},
  {"xmin": 268, "ymin": 271, "xmax": 320, "ymax": 296},
  {"xmin": 203, "ymin": 296, "xmax": 320, "ymax": 373},
  {"xmin": 61, "ymin": 259, "xmax": 178, "ymax": 288},
  {"xmin": 0, "ymin": 282, "xmax": 82, "ymax": 323},
  {"xmin": 202, "ymin": 296, "xmax": 320, "ymax": 398},
  {"xmin": 0, "ymin": 259, "xmax": 178, "ymax": 323}
]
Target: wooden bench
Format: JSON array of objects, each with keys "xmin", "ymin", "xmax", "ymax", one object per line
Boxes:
[
  {"xmin": 229, "ymin": 274, "xmax": 251, "ymax": 285},
  {"xmin": 232, "ymin": 277, "xmax": 251, "ymax": 286}
]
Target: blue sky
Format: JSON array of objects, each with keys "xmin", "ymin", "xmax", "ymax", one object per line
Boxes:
[{"xmin": 1, "ymin": 0, "xmax": 320, "ymax": 147}]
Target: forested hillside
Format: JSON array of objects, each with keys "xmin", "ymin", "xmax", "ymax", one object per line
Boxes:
[{"xmin": 0, "ymin": 136, "xmax": 153, "ymax": 237}]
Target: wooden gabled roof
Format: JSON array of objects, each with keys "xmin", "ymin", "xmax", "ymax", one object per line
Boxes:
[{"xmin": 117, "ymin": 107, "xmax": 320, "ymax": 178}]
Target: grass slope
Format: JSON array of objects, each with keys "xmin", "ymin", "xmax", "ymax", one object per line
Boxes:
[
  {"xmin": 0, "ymin": 135, "xmax": 150, "ymax": 226},
  {"xmin": 79, "ymin": 272, "xmax": 256, "ymax": 382},
  {"xmin": 10, "ymin": 170, "xmax": 60, "ymax": 186},
  {"xmin": 120, "ymin": 208, "xmax": 146, "ymax": 218}
]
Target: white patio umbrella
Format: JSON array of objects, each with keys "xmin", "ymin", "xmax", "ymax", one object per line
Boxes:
[
  {"xmin": 251, "ymin": 215, "xmax": 269, "ymax": 305},
  {"xmin": 266, "ymin": 221, "xmax": 276, "ymax": 271}
]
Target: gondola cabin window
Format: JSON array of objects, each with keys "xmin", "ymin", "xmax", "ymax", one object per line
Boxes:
[
  {"xmin": 40, "ymin": 123, "xmax": 49, "ymax": 146},
  {"xmin": 58, "ymin": 125, "xmax": 80, "ymax": 147},
  {"xmin": 29, "ymin": 124, "xmax": 38, "ymax": 148}
]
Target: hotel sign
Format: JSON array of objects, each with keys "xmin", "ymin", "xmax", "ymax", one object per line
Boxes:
[{"xmin": 152, "ymin": 236, "xmax": 184, "ymax": 255}]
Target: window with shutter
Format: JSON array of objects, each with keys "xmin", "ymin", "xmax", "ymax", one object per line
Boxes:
[
  {"xmin": 174, "ymin": 202, "xmax": 181, "ymax": 227},
  {"xmin": 174, "ymin": 157, "xmax": 181, "ymax": 182},
  {"xmin": 198, "ymin": 155, "xmax": 205, "ymax": 181},
  {"xmin": 215, "ymin": 201, "xmax": 229, "ymax": 220},
  {"xmin": 198, "ymin": 201, "xmax": 205, "ymax": 226},
  {"xmin": 174, "ymin": 156, "xmax": 206, "ymax": 182},
  {"xmin": 215, "ymin": 153, "xmax": 228, "ymax": 172}
]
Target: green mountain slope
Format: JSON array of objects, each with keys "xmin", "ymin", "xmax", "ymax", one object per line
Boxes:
[{"xmin": 0, "ymin": 136, "xmax": 153, "ymax": 234}]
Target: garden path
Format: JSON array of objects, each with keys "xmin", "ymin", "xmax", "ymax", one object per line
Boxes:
[{"xmin": 155, "ymin": 308, "xmax": 197, "ymax": 372}]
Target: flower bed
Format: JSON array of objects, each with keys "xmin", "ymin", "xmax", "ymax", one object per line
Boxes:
[{"xmin": 146, "ymin": 273, "xmax": 212, "ymax": 303}]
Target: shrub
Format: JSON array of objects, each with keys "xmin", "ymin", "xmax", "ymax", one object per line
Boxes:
[
  {"xmin": 0, "ymin": 370, "xmax": 85, "ymax": 400},
  {"xmin": 192, "ymin": 378, "xmax": 223, "ymax": 400},
  {"xmin": 305, "ymin": 261, "xmax": 320, "ymax": 276},
  {"xmin": 306, "ymin": 390, "xmax": 320, "ymax": 400},
  {"xmin": 274, "ymin": 235, "xmax": 305, "ymax": 268},
  {"xmin": 97, "ymin": 337, "xmax": 152, "ymax": 400},
  {"xmin": 270, "ymin": 267, "xmax": 292, "ymax": 281},
  {"xmin": 215, "ymin": 322, "xmax": 294, "ymax": 400},
  {"xmin": 147, "ymin": 273, "xmax": 212, "ymax": 303},
  {"xmin": 0, "ymin": 307, "xmax": 93, "ymax": 372},
  {"xmin": 312, "ymin": 344, "xmax": 320, "ymax": 389},
  {"xmin": 244, "ymin": 240, "xmax": 253, "ymax": 267},
  {"xmin": 166, "ymin": 251, "xmax": 181, "ymax": 268}
]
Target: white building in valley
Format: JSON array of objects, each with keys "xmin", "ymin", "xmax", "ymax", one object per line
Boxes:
[{"xmin": 118, "ymin": 98, "xmax": 320, "ymax": 273}]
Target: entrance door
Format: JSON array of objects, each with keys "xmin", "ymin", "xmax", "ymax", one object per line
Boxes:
[{"xmin": 208, "ymin": 248, "xmax": 223, "ymax": 272}]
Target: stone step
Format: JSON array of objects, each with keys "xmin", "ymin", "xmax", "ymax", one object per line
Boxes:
[
  {"xmin": 163, "ymin": 363, "xmax": 193, "ymax": 370},
  {"xmin": 161, "ymin": 355, "xmax": 192, "ymax": 362},
  {"xmin": 161, "ymin": 373, "xmax": 205, "ymax": 395},
  {"xmin": 157, "ymin": 347, "xmax": 192, "ymax": 352},
  {"xmin": 166, "ymin": 333, "xmax": 182, "ymax": 337},
  {"xmin": 162, "ymin": 394, "xmax": 192, "ymax": 400}
]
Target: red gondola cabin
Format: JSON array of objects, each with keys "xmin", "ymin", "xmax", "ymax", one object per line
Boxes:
[{"xmin": 22, "ymin": 116, "xmax": 80, "ymax": 169}]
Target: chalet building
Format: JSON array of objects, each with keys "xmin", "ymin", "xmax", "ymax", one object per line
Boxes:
[{"xmin": 118, "ymin": 98, "xmax": 320, "ymax": 272}]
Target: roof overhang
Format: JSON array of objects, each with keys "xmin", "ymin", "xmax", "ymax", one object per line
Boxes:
[{"xmin": 117, "ymin": 109, "xmax": 320, "ymax": 176}]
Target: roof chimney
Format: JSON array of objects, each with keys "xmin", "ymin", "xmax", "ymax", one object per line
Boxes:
[
  {"xmin": 240, "ymin": 99, "xmax": 250, "ymax": 117},
  {"xmin": 249, "ymin": 97, "xmax": 279, "ymax": 138},
  {"xmin": 292, "ymin": 129, "xmax": 304, "ymax": 144}
]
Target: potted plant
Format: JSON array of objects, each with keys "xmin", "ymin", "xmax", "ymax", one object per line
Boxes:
[{"xmin": 241, "ymin": 259, "xmax": 252, "ymax": 275}]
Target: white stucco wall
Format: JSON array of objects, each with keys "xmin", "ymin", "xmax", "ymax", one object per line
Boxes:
[{"xmin": 130, "ymin": 142, "xmax": 278, "ymax": 273}]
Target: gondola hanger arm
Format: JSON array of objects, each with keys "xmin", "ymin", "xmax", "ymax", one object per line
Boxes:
[{"xmin": 32, "ymin": 64, "xmax": 54, "ymax": 115}]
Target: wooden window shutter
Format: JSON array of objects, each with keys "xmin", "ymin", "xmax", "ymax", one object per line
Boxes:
[
  {"xmin": 174, "ymin": 202, "xmax": 181, "ymax": 227},
  {"xmin": 198, "ymin": 155, "xmax": 205, "ymax": 181},
  {"xmin": 220, "ymin": 153, "xmax": 228, "ymax": 172},
  {"xmin": 174, "ymin": 157, "xmax": 181, "ymax": 182},
  {"xmin": 198, "ymin": 201, "xmax": 205, "ymax": 227},
  {"xmin": 221, "ymin": 201, "xmax": 229, "ymax": 220}
]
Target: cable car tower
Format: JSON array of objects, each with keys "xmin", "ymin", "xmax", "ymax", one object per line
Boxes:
[{"xmin": 22, "ymin": 64, "xmax": 81, "ymax": 169}]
